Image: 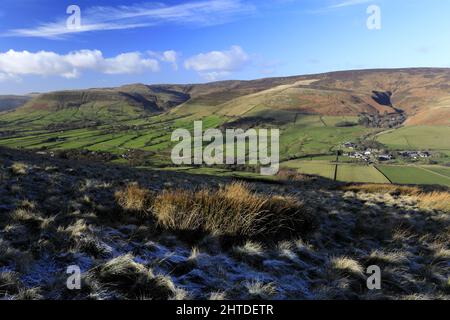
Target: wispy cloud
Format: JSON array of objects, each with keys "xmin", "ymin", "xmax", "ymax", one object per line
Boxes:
[
  {"xmin": 307, "ymin": 0, "xmax": 375, "ymax": 13},
  {"xmin": 5, "ymin": 0, "xmax": 255, "ymax": 39},
  {"xmin": 327, "ymin": 0, "xmax": 373, "ymax": 9}
]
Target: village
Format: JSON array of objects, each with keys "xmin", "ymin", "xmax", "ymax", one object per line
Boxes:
[{"xmin": 342, "ymin": 141, "xmax": 431, "ymax": 164}]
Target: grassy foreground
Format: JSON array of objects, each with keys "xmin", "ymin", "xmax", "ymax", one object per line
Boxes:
[{"xmin": 0, "ymin": 147, "xmax": 449, "ymax": 300}]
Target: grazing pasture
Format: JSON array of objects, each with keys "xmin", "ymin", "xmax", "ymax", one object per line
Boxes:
[
  {"xmin": 377, "ymin": 126, "xmax": 450, "ymax": 150},
  {"xmin": 378, "ymin": 165, "xmax": 450, "ymax": 187}
]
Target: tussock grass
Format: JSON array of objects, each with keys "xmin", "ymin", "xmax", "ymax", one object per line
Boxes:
[
  {"xmin": 364, "ymin": 250, "xmax": 409, "ymax": 266},
  {"xmin": 343, "ymin": 184, "xmax": 450, "ymax": 212},
  {"xmin": 244, "ymin": 280, "xmax": 277, "ymax": 299},
  {"xmin": 231, "ymin": 241, "xmax": 265, "ymax": 266},
  {"xmin": 115, "ymin": 183, "xmax": 154, "ymax": 214},
  {"xmin": 416, "ymin": 191, "xmax": 450, "ymax": 212},
  {"xmin": 151, "ymin": 182, "xmax": 315, "ymax": 239},
  {"xmin": 329, "ymin": 257, "xmax": 365, "ymax": 278},
  {"xmin": 0, "ymin": 272, "xmax": 22, "ymax": 296},
  {"xmin": 10, "ymin": 162, "xmax": 28, "ymax": 175},
  {"xmin": 342, "ymin": 184, "xmax": 421, "ymax": 196},
  {"xmin": 277, "ymin": 168, "xmax": 311, "ymax": 182},
  {"xmin": 15, "ymin": 287, "xmax": 43, "ymax": 300},
  {"xmin": 209, "ymin": 291, "xmax": 226, "ymax": 300},
  {"xmin": 9, "ymin": 208, "xmax": 39, "ymax": 222},
  {"xmin": 232, "ymin": 241, "xmax": 264, "ymax": 257},
  {"xmin": 95, "ymin": 254, "xmax": 175, "ymax": 299}
]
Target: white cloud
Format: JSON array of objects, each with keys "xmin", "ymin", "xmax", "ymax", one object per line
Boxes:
[
  {"xmin": 0, "ymin": 49, "xmax": 160, "ymax": 80},
  {"xmin": 184, "ymin": 45, "xmax": 249, "ymax": 80},
  {"xmin": 102, "ymin": 52, "xmax": 159, "ymax": 74},
  {"xmin": 149, "ymin": 50, "xmax": 180, "ymax": 70},
  {"xmin": 161, "ymin": 51, "xmax": 179, "ymax": 71},
  {"xmin": 203, "ymin": 71, "xmax": 232, "ymax": 81},
  {"xmin": 6, "ymin": 0, "xmax": 255, "ymax": 39}
]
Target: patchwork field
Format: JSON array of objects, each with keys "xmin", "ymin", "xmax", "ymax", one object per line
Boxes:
[
  {"xmin": 377, "ymin": 165, "xmax": 450, "ymax": 187},
  {"xmin": 336, "ymin": 165, "xmax": 390, "ymax": 183},
  {"xmin": 1, "ymin": 69, "xmax": 450, "ymax": 187},
  {"xmin": 0, "ymin": 111, "xmax": 373, "ymax": 165},
  {"xmin": 376, "ymin": 126, "xmax": 450, "ymax": 150},
  {"xmin": 282, "ymin": 160, "xmax": 336, "ymax": 180},
  {"xmin": 281, "ymin": 160, "xmax": 390, "ymax": 183}
]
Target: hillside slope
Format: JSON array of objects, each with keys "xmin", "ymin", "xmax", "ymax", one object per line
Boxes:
[
  {"xmin": 5, "ymin": 68, "xmax": 450, "ymax": 126},
  {"xmin": 207, "ymin": 68, "xmax": 450, "ymax": 126},
  {"xmin": 22, "ymin": 84, "xmax": 191, "ymax": 113}
]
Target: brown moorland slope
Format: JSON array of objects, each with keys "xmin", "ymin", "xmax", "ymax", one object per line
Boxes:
[
  {"xmin": 11, "ymin": 68, "xmax": 450, "ymax": 125},
  {"xmin": 212, "ymin": 68, "xmax": 450, "ymax": 125}
]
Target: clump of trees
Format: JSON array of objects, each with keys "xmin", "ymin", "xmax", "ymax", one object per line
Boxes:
[
  {"xmin": 358, "ymin": 112, "xmax": 406, "ymax": 128},
  {"xmin": 335, "ymin": 121, "xmax": 358, "ymax": 127}
]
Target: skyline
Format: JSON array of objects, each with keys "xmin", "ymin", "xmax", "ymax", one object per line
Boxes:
[{"xmin": 1, "ymin": 0, "xmax": 450, "ymax": 94}]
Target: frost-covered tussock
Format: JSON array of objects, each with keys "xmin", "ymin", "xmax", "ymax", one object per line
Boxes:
[{"xmin": 0, "ymin": 148, "xmax": 448, "ymax": 300}]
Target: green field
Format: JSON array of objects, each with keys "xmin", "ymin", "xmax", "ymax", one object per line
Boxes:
[
  {"xmin": 282, "ymin": 160, "xmax": 336, "ymax": 179},
  {"xmin": 1, "ymin": 104, "xmax": 450, "ymax": 187},
  {"xmin": 279, "ymin": 115, "xmax": 374, "ymax": 159},
  {"xmin": 376, "ymin": 126, "xmax": 450, "ymax": 150},
  {"xmin": 422, "ymin": 165, "xmax": 450, "ymax": 178},
  {"xmin": 337, "ymin": 164, "xmax": 390, "ymax": 183},
  {"xmin": 282, "ymin": 160, "xmax": 390, "ymax": 183},
  {"xmin": 281, "ymin": 159, "xmax": 450, "ymax": 186},
  {"xmin": 0, "ymin": 112, "xmax": 374, "ymax": 165},
  {"xmin": 377, "ymin": 165, "xmax": 450, "ymax": 187}
]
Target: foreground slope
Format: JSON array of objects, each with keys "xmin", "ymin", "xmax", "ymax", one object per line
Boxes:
[{"xmin": 0, "ymin": 147, "xmax": 448, "ymax": 300}]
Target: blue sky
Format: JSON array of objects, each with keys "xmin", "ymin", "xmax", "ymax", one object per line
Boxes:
[{"xmin": 0, "ymin": 0, "xmax": 449, "ymax": 94}]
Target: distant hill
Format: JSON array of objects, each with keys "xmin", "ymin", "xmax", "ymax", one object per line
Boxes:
[
  {"xmin": 0, "ymin": 95, "xmax": 32, "ymax": 112},
  {"xmin": 176, "ymin": 68, "xmax": 450, "ymax": 126},
  {"xmin": 22, "ymin": 84, "xmax": 190, "ymax": 113},
  {"xmin": 9, "ymin": 68, "xmax": 450, "ymax": 125}
]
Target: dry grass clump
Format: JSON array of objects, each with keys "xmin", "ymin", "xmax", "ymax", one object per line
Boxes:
[
  {"xmin": 364, "ymin": 250, "xmax": 409, "ymax": 266},
  {"xmin": 151, "ymin": 182, "xmax": 315, "ymax": 239},
  {"xmin": 329, "ymin": 256, "xmax": 365, "ymax": 278},
  {"xmin": 342, "ymin": 184, "xmax": 421, "ymax": 196},
  {"xmin": 9, "ymin": 208, "xmax": 39, "ymax": 223},
  {"xmin": 244, "ymin": 280, "xmax": 277, "ymax": 299},
  {"xmin": 343, "ymin": 184, "xmax": 450, "ymax": 212},
  {"xmin": 10, "ymin": 162, "xmax": 29, "ymax": 175},
  {"xmin": 209, "ymin": 291, "xmax": 226, "ymax": 300},
  {"xmin": 415, "ymin": 191, "xmax": 450, "ymax": 212},
  {"xmin": 232, "ymin": 241, "xmax": 264, "ymax": 257},
  {"xmin": 0, "ymin": 272, "xmax": 22, "ymax": 297},
  {"xmin": 277, "ymin": 168, "xmax": 311, "ymax": 182},
  {"xmin": 95, "ymin": 254, "xmax": 175, "ymax": 299},
  {"xmin": 115, "ymin": 183, "xmax": 154, "ymax": 214},
  {"xmin": 15, "ymin": 287, "xmax": 43, "ymax": 300}
]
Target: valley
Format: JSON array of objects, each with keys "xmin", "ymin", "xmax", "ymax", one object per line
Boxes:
[{"xmin": 1, "ymin": 68, "xmax": 449, "ymax": 187}]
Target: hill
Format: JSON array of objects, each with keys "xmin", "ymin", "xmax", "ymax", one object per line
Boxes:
[
  {"xmin": 22, "ymin": 84, "xmax": 191, "ymax": 114},
  {"xmin": 198, "ymin": 68, "xmax": 450, "ymax": 126},
  {"xmin": 6, "ymin": 68, "xmax": 450, "ymax": 125},
  {"xmin": 1, "ymin": 68, "xmax": 450, "ymax": 187}
]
